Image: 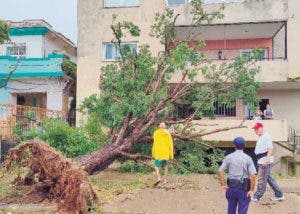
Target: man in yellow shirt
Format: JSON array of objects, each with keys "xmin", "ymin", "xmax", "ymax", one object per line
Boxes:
[{"xmin": 152, "ymin": 122, "xmax": 174, "ymax": 185}]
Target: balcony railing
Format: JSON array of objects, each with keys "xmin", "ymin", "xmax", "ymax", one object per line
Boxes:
[
  {"xmin": 201, "ymin": 48, "xmax": 286, "ymax": 61},
  {"xmin": 0, "ymin": 54, "xmax": 64, "ymax": 79}
]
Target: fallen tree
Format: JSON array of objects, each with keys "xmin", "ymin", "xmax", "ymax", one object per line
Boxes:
[
  {"xmin": 75, "ymin": 1, "xmax": 261, "ymax": 174},
  {"xmin": 3, "ymin": 139, "xmax": 96, "ymax": 213},
  {"xmin": 5, "ymin": 2, "xmax": 261, "ymax": 176}
]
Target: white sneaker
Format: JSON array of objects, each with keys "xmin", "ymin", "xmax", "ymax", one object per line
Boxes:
[
  {"xmin": 271, "ymin": 196, "xmax": 285, "ymax": 201},
  {"xmin": 251, "ymin": 197, "xmax": 259, "ymax": 202}
]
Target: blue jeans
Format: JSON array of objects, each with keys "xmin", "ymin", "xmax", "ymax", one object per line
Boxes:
[
  {"xmin": 226, "ymin": 188, "xmax": 250, "ymax": 214},
  {"xmin": 253, "ymin": 164, "xmax": 283, "ymax": 199}
]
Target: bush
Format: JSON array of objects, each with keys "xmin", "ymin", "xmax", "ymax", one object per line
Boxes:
[
  {"xmin": 16, "ymin": 118, "xmax": 103, "ymax": 158},
  {"xmin": 119, "ymin": 160, "xmax": 152, "ymax": 174}
]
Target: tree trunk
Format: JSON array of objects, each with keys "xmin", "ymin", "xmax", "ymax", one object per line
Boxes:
[
  {"xmin": 75, "ymin": 119, "xmax": 151, "ymax": 174},
  {"xmin": 75, "ymin": 140, "xmax": 123, "ymax": 174}
]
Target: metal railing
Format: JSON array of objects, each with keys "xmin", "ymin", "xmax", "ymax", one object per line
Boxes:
[
  {"xmin": 288, "ymin": 127, "xmax": 300, "ymax": 153},
  {"xmin": 199, "ymin": 48, "xmax": 286, "ymax": 61},
  {"xmin": 214, "ymin": 102, "xmax": 236, "ymax": 117},
  {"xmin": 0, "ymin": 104, "xmax": 66, "ymax": 140}
]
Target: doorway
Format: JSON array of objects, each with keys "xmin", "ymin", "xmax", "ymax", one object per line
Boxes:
[{"xmin": 259, "ymin": 99, "xmax": 269, "ymax": 112}]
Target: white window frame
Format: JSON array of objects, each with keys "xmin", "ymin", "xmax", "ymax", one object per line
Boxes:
[
  {"xmin": 103, "ymin": 42, "xmax": 138, "ymax": 61},
  {"xmin": 6, "ymin": 43, "xmax": 27, "ymax": 58},
  {"xmin": 104, "ymin": 0, "xmax": 139, "ymax": 8}
]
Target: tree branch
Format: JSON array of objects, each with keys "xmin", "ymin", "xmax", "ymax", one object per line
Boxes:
[{"xmin": 0, "ymin": 59, "xmax": 19, "ymax": 89}]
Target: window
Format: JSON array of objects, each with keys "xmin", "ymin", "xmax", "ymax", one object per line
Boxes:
[
  {"xmin": 240, "ymin": 49, "xmax": 268, "ymax": 60},
  {"xmin": 214, "ymin": 101, "xmax": 236, "ymax": 117},
  {"xmin": 7, "ymin": 43, "xmax": 26, "ymax": 57},
  {"xmin": 104, "ymin": 0, "xmax": 139, "ymax": 8},
  {"xmin": 103, "ymin": 43, "xmax": 137, "ymax": 61},
  {"xmin": 17, "ymin": 95, "xmax": 26, "ymax": 105},
  {"xmin": 167, "ymin": 0, "xmax": 186, "ymax": 5}
]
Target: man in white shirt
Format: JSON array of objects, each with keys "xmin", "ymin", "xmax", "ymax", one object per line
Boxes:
[{"xmin": 251, "ymin": 122, "xmax": 284, "ymax": 202}]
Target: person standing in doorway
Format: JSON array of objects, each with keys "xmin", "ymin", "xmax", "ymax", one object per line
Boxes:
[
  {"xmin": 251, "ymin": 122, "xmax": 284, "ymax": 202},
  {"xmin": 219, "ymin": 137, "xmax": 256, "ymax": 214},
  {"xmin": 253, "ymin": 106, "xmax": 263, "ymax": 120},
  {"xmin": 152, "ymin": 122, "xmax": 174, "ymax": 186},
  {"xmin": 263, "ymin": 104, "xmax": 274, "ymax": 120}
]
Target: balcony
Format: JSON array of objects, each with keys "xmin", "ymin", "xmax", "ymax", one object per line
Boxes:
[
  {"xmin": 193, "ymin": 119, "xmax": 288, "ymax": 146},
  {"xmin": 169, "ymin": 0, "xmax": 288, "ymax": 25},
  {"xmin": 0, "ymin": 54, "xmax": 64, "ymax": 79},
  {"xmin": 169, "ymin": 21, "xmax": 288, "ymax": 83}
]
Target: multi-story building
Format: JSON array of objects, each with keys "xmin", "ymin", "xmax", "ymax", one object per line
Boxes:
[
  {"xmin": 77, "ymin": 0, "xmax": 300, "ymax": 159},
  {"xmin": 0, "ymin": 20, "xmax": 77, "ymax": 139},
  {"xmin": 0, "ymin": 19, "xmax": 76, "ymax": 112}
]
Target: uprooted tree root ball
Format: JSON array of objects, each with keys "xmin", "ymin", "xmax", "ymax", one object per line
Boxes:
[{"xmin": 3, "ymin": 139, "xmax": 96, "ymax": 214}]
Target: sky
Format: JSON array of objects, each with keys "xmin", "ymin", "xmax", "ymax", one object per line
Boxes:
[{"xmin": 0, "ymin": 0, "xmax": 77, "ymax": 44}]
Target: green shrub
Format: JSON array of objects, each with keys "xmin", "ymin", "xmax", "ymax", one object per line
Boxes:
[
  {"xmin": 17, "ymin": 118, "xmax": 103, "ymax": 158},
  {"xmin": 174, "ymin": 141, "xmax": 224, "ymax": 174},
  {"xmin": 119, "ymin": 160, "xmax": 152, "ymax": 174},
  {"xmin": 13, "ymin": 122, "xmax": 23, "ymax": 137},
  {"xmin": 24, "ymin": 110, "xmax": 36, "ymax": 121}
]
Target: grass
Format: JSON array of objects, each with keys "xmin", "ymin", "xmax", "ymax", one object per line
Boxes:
[
  {"xmin": 89, "ymin": 173, "xmax": 148, "ymax": 205},
  {"xmin": 0, "ymin": 166, "xmax": 23, "ymax": 199}
]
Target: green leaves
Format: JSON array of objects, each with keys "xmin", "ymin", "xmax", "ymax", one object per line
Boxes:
[
  {"xmin": 111, "ymin": 15, "xmax": 140, "ymax": 41},
  {"xmin": 150, "ymin": 8, "xmax": 177, "ymax": 45},
  {"xmin": 61, "ymin": 58, "xmax": 77, "ymax": 79},
  {"xmin": 0, "ymin": 20, "xmax": 9, "ymax": 44}
]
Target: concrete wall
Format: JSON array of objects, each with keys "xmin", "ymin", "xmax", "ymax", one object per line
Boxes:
[
  {"xmin": 6, "ymin": 78, "xmax": 69, "ymax": 111},
  {"xmin": 0, "ymin": 34, "xmax": 76, "ymax": 62},
  {"xmin": 169, "ymin": 59, "xmax": 289, "ymax": 83},
  {"xmin": 258, "ymin": 89, "xmax": 300, "ymax": 132},
  {"xmin": 47, "ymin": 91, "xmax": 63, "ymax": 111},
  {"xmin": 0, "ymin": 35, "xmax": 44, "ymax": 58},
  {"xmin": 273, "ymin": 25, "xmax": 286, "ymax": 59},
  {"xmin": 172, "ymin": 0, "xmax": 288, "ymax": 25},
  {"xmin": 77, "ymin": 0, "xmax": 166, "ymax": 119},
  {"xmin": 287, "ymin": 0, "xmax": 300, "ymax": 78},
  {"xmin": 199, "ymin": 119, "xmax": 288, "ymax": 143},
  {"xmin": 44, "ymin": 34, "xmax": 77, "ymax": 62},
  {"xmin": 273, "ymin": 143, "xmax": 293, "ymax": 173}
]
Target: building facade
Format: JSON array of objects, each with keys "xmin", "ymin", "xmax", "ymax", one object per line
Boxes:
[
  {"xmin": 0, "ymin": 19, "xmax": 76, "ymax": 114},
  {"xmin": 77, "ymin": 0, "xmax": 300, "ymax": 145},
  {"xmin": 0, "ymin": 20, "xmax": 77, "ymax": 139}
]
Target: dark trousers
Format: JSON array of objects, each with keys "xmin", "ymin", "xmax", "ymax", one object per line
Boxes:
[
  {"xmin": 226, "ymin": 188, "xmax": 250, "ymax": 214},
  {"xmin": 254, "ymin": 164, "xmax": 283, "ymax": 199}
]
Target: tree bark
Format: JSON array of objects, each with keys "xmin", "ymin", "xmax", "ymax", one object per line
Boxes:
[
  {"xmin": 75, "ymin": 141, "xmax": 120, "ymax": 174},
  {"xmin": 75, "ymin": 118, "xmax": 153, "ymax": 174}
]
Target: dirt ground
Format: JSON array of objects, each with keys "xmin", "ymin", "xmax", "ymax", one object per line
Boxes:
[
  {"xmin": 1, "ymin": 169, "xmax": 300, "ymax": 214},
  {"xmin": 98, "ymin": 171, "xmax": 300, "ymax": 214}
]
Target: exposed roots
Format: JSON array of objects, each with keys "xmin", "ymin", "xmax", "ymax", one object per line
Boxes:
[{"xmin": 3, "ymin": 139, "xmax": 96, "ymax": 214}]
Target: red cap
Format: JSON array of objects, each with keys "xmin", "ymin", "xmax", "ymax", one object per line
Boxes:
[{"xmin": 252, "ymin": 122, "xmax": 263, "ymax": 130}]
